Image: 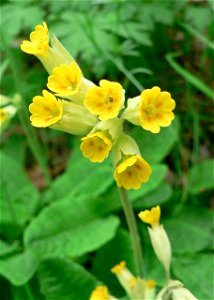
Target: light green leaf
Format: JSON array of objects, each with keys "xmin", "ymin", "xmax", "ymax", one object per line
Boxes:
[
  {"xmin": 133, "ymin": 182, "xmax": 172, "ymax": 209},
  {"xmin": 45, "ymin": 145, "xmax": 114, "ymax": 203},
  {"xmin": 129, "ymin": 164, "xmax": 168, "ymax": 201},
  {"xmin": 188, "ymin": 159, "xmax": 214, "ymax": 194},
  {"xmin": 172, "ymin": 254, "xmax": 213, "ymax": 299},
  {"xmin": 185, "ymin": 6, "xmax": 212, "ymax": 32},
  {"xmin": 0, "ymin": 151, "xmax": 39, "ymax": 228},
  {"xmin": 39, "ymin": 258, "xmax": 97, "ymax": 300},
  {"xmin": 164, "ymin": 218, "xmax": 211, "ymax": 254},
  {"xmin": 0, "ymin": 250, "xmax": 39, "ymax": 286},
  {"xmin": 24, "ymin": 195, "xmax": 120, "ymax": 259},
  {"xmin": 0, "ymin": 240, "xmax": 19, "ymax": 257},
  {"xmin": 92, "ymin": 229, "xmax": 135, "ymax": 297},
  {"xmin": 100, "ymin": 164, "xmax": 169, "ymax": 214},
  {"xmin": 131, "ymin": 119, "xmax": 179, "ymax": 164}
]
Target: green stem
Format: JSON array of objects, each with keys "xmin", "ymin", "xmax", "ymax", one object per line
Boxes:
[
  {"xmin": 24, "ymin": 283, "xmax": 34, "ymax": 300},
  {"xmin": 1, "ymin": 30, "xmax": 51, "ymax": 186},
  {"xmin": 118, "ymin": 187, "xmax": 144, "ymax": 277}
]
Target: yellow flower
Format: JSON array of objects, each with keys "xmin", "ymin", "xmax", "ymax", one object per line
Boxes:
[
  {"xmin": 111, "ymin": 261, "xmax": 126, "ymax": 274},
  {"xmin": 138, "ymin": 206, "xmax": 161, "ymax": 227},
  {"xmin": 29, "ymin": 90, "xmax": 62, "ymax": 127},
  {"xmin": 80, "ymin": 131, "xmax": 112, "ymax": 163},
  {"xmin": 139, "ymin": 86, "xmax": 175, "ymax": 133},
  {"xmin": 0, "ymin": 109, "xmax": 8, "ymax": 122},
  {"xmin": 47, "ymin": 62, "xmax": 82, "ymax": 97},
  {"xmin": 21, "ymin": 23, "xmax": 75, "ymax": 74},
  {"xmin": 89, "ymin": 286, "xmax": 109, "ymax": 300},
  {"xmin": 139, "ymin": 206, "xmax": 171, "ymax": 279},
  {"xmin": 89, "ymin": 286, "xmax": 118, "ymax": 300},
  {"xmin": 20, "ymin": 22, "xmax": 49, "ymax": 56},
  {"xmin": 114, "ymin": 155, "xmax": 152, "ymax": 190},
  {"xmin": 84, "ymin": 79, "xmax": 124, "ymax": 120},
  {"xmin": 0, "ymin": 95, "xmax": 19, "ymax": 133}
]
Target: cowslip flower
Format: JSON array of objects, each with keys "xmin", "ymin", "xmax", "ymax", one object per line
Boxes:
[
  {"xmin": 89, "ymin": 286, "xmax": 118, "ymax": 300},
  {"xmin": 20, "ymin": 22, "xmax": 49, "ymax": 56},
  {"xmin": 138, "ymin": 206, "xmax": 171, "ymax": 279},
  {"xmin": 124, "ymin": 86, "xmax": 175, "ymax": 133},
  {"xmin": 80, "ymin": 131, "xmax": 112, "ymax": 163},
  {"xmin": 21, "ymin": 22, "xmax": 75, "ymax": 74},
  {"xmin": 29, "ymin": 90, "xmax": 97, "ymax": 135},
  {"xmin": 114, "ymin": 155, "xmax": 152, "ymax": 190},
  {"xmin": 84, "ymin": 79, "xmax": 125, "ymax": 120},
  {"xmin": 157, "ymin": 279, "xmax": 198, "ymax": 300},
  {"xmin": 47, "ymin": 62, "xmax": 82, "ymax": 97},
  {"xmin": 111, "ymin": 261, "xmax": 156, "ymax": 299},
  {"xmin": 29, "ymin": 90, "xmax": 63, "ymax": 128},
  {"xmin": 47, "ymin": 62, "xmax": 95, "ymax": 104}
]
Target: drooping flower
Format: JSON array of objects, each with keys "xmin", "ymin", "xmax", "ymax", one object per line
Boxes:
[
  {"xmin": 47, "ymin": 62, "xmax": 82, "ymax": 97},
  {"xmin": 80, "ymin": 131, "xmax": 112, "ymax": 162},
  {"xmin": 89, "ymin": 286, "xmax": 118, "ymax": 300},
  {"xmin": 124, "ymin": 86, "xmax": 175, "ymax": 133},
  {"xmin": 139, "ymin": 206, "xmax": 171, "ymax": 279},
  {"xmin": 114, "ymin": 155, "xmax": 152, "ymax": 190},
  {"xmin": 20, "ymin": 22, "xmax": 49, "ymax": 56},
  {"xmin": 29, "ymin": 90, "xmax": 63, "ymax": 128},
  {"xmin": 84, "ymin": 79, "xmax": 124, "ymax": 120}
]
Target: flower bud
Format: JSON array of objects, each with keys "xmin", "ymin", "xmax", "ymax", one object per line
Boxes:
[{"xmin": 139, "ymin": 206, "xmax": 171, "ymax": 279}]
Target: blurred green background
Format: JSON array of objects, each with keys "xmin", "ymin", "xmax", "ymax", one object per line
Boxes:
[{"xmin": 0, "ymin": 0, "xmax": 213, "ymax": 299}]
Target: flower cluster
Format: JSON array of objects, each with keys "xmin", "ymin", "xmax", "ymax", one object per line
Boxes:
[
  {"xmin": 90, "ymin": 206, "xmax": 198, "ymax": 300},
  {"xmin": 21, "ymin": 22, "xmax": 176, "ymax": 190}
]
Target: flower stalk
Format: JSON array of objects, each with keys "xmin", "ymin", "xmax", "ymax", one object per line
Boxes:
[{"xmin": 118, "ymin": 187, "xmax": 144, "ymax": 277}]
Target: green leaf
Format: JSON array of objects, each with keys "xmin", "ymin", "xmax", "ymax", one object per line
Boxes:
[
  {"xmin": 1, "ymin": 135, "xmax": 25, "ymax": 166},
  {"xmin": 39, "ymin": 258, "xmax": 96, "ymax": 300},
  {"xmin": 166, "ymin": 53, "xmax": 214, "ymax": 101},
  {"xmin": 133, "ymin": 182, "xmax": 172, "ymax": 209},
  {"xmin": 92, "ymin": 229, "xmax": 135, "ymax": 298},
  {"xmin": 184, "ymin": 6, "xmax": 212, "ymax": 32},
  {"xmin": 0, "ymin": 151, "xmax": 39, "ymax": 229},
  {"xmin": 129, "ymin": 164, "xmax": 168, "ymax": 201},
  {"xmin": 0, "ymin": 240, "xmax": 19, "ymax": 257},
  {"xmin": 0, "ymin": 3, "xmax": 44, "ymax": 45},
  {"xmin": 100, "ymin": 164, "xmax": 169, "ymax": 214},
  {"xmin": 164, "ymin": 218, "xmax": 211, "ymax": 254},
  {"xmin": 24, "ymin": 194, "xmax": 120, "ymax": 259},
  {"xmin": 46, "ymin": 146, "xmax": 114, "ymax": 203},
  {"xmin": 131, "ymin": 119, "xmax": 178, "ymax": 164},
  {"xmin": 188, "ymin": 159, "xmax": 214, "ymax": 194},
  {"xmin": 172, "ymin": 254, "xmax": 213, "ymax": 299},
  {"xmin": 0, "ymin": 250, "xmax": 39, "ymax": 286}
]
